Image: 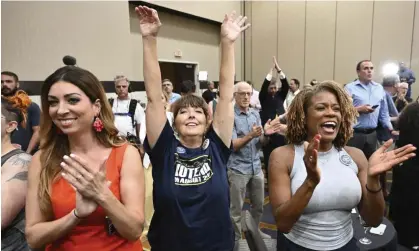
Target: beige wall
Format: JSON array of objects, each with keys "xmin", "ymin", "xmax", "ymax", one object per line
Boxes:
[
  {"xmin": 2, "ymin": 1, "xmax": 244, "ymax": 83},
  {"xmin": 148, "ymin": 1, "xmax": 241, "ymax": 22},
  {"xmin": 245, "ymin": 1, "xmax": 419, "ymax": 99},
  {"xmin": 129, "ymin": 6, "xmax": 244, "ymax": 82},
  {"xmin": 147, "ymin": 1, "xmax": 244, "ymax": 81},
  {"xmin": 1, "ymin": 1, "xmax": 133, "ymax": 80}
]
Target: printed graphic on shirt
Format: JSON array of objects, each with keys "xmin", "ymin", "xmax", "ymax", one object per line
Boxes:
[
  {"xmin": 174, "ymin": 153, "xmax": 213, "ymax": 186},
  {"xmin": 339, "ymin": 153, "xmax": 352, "ymax": 166}
]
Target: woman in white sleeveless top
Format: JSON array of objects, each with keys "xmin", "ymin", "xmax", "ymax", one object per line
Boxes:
[{"xmin": 269, "ymin": 81, "xmax": 416, "ymax": 251}]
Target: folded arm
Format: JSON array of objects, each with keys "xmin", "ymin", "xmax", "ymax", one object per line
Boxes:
[{"xmin": 25, "ymin": 152, "xmax": 82, "ymax": 249}]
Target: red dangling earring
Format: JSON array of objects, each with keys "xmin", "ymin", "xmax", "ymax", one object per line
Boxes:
[{"xmin": 93, "ymin": 117, "xmax": 104, "ymax": 132}]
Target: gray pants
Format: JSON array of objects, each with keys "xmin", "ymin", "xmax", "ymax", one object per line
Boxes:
[{"xmin": 228, "ymin": 169, "xmax": 264, "ymax": 241}]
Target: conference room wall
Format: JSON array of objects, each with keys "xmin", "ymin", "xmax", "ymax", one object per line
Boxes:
[
  {"xmin": 2, "ymin": 1, "xmax": 244, "ymax": 84},
  {"xmin": 1, "ymin": 1, "xmax": 133, "ymax": 81},
  {"xmin": 245, "ymin": 1, "xmax": 419, "ymax": 99},
  {"xmin": 149, "ymin": 1, "xmax": 242, "ymax": 23},
  {"xmin": 128, "ymin": 7, "xmax": 244, "ymax": 83}
]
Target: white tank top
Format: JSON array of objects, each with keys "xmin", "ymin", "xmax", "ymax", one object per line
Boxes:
[{"xmin": 284, "ymin": 144, "xmax": 362, "ymax": 250}]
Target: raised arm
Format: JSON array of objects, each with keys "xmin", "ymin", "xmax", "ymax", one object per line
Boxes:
[
  {"xmin": 213, "ymin": 12, "xmax": 250, "ymax": 147},
  {"xmin": 277, "ymin": 76, "xmax": 290, "ymax": 100},
  {"xmin": 259, "ymin": 63, "xmax": 276, "ymax": 104},
  {"xmin": 135, "ymin": 6, "xmax": 166, "ymax": 148},
  {"xmin": 1, "ymin": 153, "xmax": 30, "ymax": 230}
]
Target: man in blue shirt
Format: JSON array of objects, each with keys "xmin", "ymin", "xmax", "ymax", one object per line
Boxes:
[
  {"xmin": 345, "ymin": 60, "xmax": 394, "ymax": 160},
  {"xmin": 162, "ymin": 79, "xmax": 181, "ymax": 104},
  {"xmin": 378, "ymin": 75, "xmax": 399, "ymax": 144},
  {"xmin": 398, "ymin": 62, "xmax": 415, "ymax": 99},
  {"xmin": 228, "ymin": 82, "xmax": 282, "ymax": 246}
]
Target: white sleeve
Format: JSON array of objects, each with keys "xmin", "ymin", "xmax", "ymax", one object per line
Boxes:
[
  {"xmin": 139, "ymin": 114, "xmax": 146, "ymax": 143},
  {"xmin": 134, "ymin": 104, "xmax": 145, "ymax": 124}
]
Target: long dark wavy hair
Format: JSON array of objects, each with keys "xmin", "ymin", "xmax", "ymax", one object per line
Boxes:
[{"xmin": 38, "ymin": 66, "xmax": 125, "ymax": 217}]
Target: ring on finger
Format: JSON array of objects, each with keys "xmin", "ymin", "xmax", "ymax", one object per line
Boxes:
[{"xmin": 309, "ymin": 156, "xmax": 314, "ymax": 162}]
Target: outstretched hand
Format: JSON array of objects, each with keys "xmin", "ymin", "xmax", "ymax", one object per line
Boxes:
[
  {"xmin": 303, "ymin": 134, "xmax": 322, "ymax": 186},
  {"xmin": 368, "ymin": 139, "xmax": 416, "ymax": 177},
  {"xmin": 221, "ymin": 11, "xmax": 251, "ymax": 43},
  {"xmin": 264, "ymin": 117, "xmax": 284, "ymax": 136},
  {"xmin": 135, "ymin": 5, "xmax": 162, "ymax": 37}
]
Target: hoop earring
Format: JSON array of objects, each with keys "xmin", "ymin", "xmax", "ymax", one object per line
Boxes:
[{"xmin": 93, "ymin": 116, "xmax": 104, "ymax": 132}]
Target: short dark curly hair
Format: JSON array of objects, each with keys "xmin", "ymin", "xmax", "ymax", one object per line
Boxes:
[{"xmin": 286, "ymin": 81, "xmax": 358, "ymax": 149}]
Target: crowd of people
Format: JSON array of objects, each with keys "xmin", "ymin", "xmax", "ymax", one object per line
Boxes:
[{"xmin": 1, "ymin": 4, "xmax": 419, "ymax": 251}]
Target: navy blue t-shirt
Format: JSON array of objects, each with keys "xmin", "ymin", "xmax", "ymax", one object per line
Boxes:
[{"xmin": 144, "ymin": 120, "xmax": 234, "ymax": 251}]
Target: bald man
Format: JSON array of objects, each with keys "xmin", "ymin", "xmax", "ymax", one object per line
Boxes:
[{"xmin": 227, "ymin": 82, "xmax": 283, "ymax": 244}]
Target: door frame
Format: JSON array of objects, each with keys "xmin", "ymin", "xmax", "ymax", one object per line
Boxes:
[{"xmin": 158, "ymin": 59, "xmax": 200, "ymax": 94}]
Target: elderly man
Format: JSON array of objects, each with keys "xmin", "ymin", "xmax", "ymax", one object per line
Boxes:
[
  {"xmin": 393, "ymin": 82, "xmax": 413, "ymax": 112},
  {"xmin": 398, "ymin": 62, "xmax": 415, "ymax": 99},
  {"xmin": 228, "ymin": 82, "xmax": 283, "ymax": 246}
]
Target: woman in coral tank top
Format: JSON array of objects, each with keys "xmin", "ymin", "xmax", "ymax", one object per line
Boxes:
[{"xmin": 24, "ymin": 66, "xmax": 144, "ymax": 250}]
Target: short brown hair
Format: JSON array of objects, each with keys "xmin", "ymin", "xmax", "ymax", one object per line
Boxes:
[
  {"xmin": 171, "ymin": 94, "xmax": 209, "ymax": 121},
  {"xmin": 286, "ymin": 81, "xmax": 358, "ymax": 149}
]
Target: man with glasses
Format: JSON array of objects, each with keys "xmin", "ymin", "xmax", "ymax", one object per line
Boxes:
[
  {"xmin": 162, "ymin": 79, "xmax": 181, "ymax": 104},
  {"xmin": 228, "ymin": 82, "xmax": 283, "ymax": 246},
  {"xmin": 394, "ymin": 82, "xmax": 413, "ymax": 112},
  {"xmin": 1, "ymin": 71, "xmax": 40, "ymax": 154}
]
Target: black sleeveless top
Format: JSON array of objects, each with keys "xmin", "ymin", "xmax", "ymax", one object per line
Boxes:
[{"xmin": 1, "ymin": 149, "xmax": 30, "ymax": 251}]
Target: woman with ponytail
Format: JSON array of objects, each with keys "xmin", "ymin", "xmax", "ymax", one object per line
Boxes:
[{"xmin": 1, "ymin": 91, "xmax": 32, "ymax": 251}]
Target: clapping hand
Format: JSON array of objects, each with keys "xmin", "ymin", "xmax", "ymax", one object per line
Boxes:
[
  {"xmin": 250, "ymin": 123, "xmax": 263, "ymax": 138},
  {"xmin": 221, "ymin": 11, "xmax": 250, "ymax": 43},
  {"xmin": 273, "ymin": 56, "xmax": 281, "ymax": 72},
  {"xmin": 367, "ymin": 139, "xmax": 416, "ymax": 177},
  {"xmin": 264, "ymin": 117, "xmax": 284, "ymax": 136},
  {"xmin": 303, "ymin": 134, "xmax": 322, "ymax": 186},
  {"xmin": 61, "ymin": 154, "xmax": 110, "ymax": 201},
  {"xmin": 135, "ymin": 5, "xmax": 162, "ymax": 37}
]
